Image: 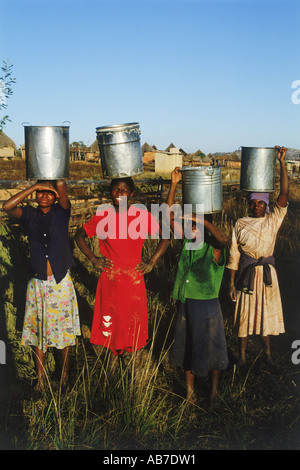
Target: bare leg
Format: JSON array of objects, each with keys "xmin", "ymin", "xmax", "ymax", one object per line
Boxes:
[
  {"xmin": 34, "ymin": 347, "xmax": 46, "ymax": 391},
  {"xmin": 238, "ymin": 337, "xmax": 247, "ymax": 365},
  {"xmin": 61, "ymin": 346, "xmax": 70, "ymax": 387},
  {"xmin": 261, "ymin": 335, "xmax": 274, "ymax": 365},
  {"xmin": 210, "ymin": 370, "xmax": 220, "ymax": 399},
  {"xmin": 185, "ymin": 370, "xmax": 197, "ymax": 404},
  {"xmin": 208, "ymin": 370, "xmax": 220, "ymax": 409}
]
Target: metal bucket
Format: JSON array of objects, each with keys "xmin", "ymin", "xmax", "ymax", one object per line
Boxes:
[
  {"xmin": 240, "ymin": 147, "xmax": 276, "ymax": 192},
  {"xmin": 96, "ymin": 122, "xmax": 143, "ymax": 178},
  {"xmin": 181, "ymin": 166, "xmax": 223, "ymax": 214},
  {"xmin": 24, "ymin": 124, "xmax": 70, "ymax": 180}
]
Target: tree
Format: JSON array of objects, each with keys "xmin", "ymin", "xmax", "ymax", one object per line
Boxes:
[
  {"xmin": 70, "ymin": 141, "xmax": 87, "ymax": 148},
  {"xmin": 0, "ymin": 60, "xmax": 16, "ymax": 132}
]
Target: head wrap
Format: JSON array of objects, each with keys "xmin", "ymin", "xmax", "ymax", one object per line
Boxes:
[{"xmin": 247, "ymin": 192, "xmax": 270, "ymax": 213}]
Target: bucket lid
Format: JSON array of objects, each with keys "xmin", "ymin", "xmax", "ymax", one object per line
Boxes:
[
  {"xmin": 23, "ymin": 122, "xmax": 70, "ymax": 129},
  {"xmin": 240, "ymin": 146, "xmax": 275, "ymax": 150},
  {"xmin": 181, "ymin": 165, "xmax": 220, "ymax": 172},
  {"xmin": 181, "ymin": 166, "xmax": 207, "ymax": 171},
  {"xmin": 96, "ymin": 122, "xmax": 139, "ymax": 133}
]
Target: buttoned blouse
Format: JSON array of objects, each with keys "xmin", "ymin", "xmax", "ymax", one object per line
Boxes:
[{"xmin": 19, "ymin": 203, "xmax": 75, "ymax": 283}]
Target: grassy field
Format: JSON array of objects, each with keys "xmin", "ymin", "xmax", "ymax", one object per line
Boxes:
[
  {"xmin": 0, "ymin": 157, "xmax": 242, "ymax": 182},
  {"xmin": 0, "ymin": 160, "xmax": 300, "ymax": 450}
]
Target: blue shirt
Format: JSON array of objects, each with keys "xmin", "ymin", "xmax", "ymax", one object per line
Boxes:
[{"xmin": 19, "ymin": 203, "xmax": 76, "ymax": 283}]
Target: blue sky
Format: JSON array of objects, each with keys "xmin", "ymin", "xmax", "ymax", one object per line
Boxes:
[{"xmin": 2, "ymin": 0, "xmax": 299, "ymax": 153}]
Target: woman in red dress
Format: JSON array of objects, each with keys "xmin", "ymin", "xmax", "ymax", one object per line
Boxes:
[{"xmin": 75, "ymin": 177, "xmax": 169, "ymax": 355}]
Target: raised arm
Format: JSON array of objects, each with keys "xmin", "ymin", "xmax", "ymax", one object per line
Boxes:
[
  {"xmin": 2, "ymin": 182, "xmax": 59, "ymax": 219},
  {"xmin": 166, "ymin": 167, "xmax": 184, "ymax": 239},
  {"xmin": 188, "ymin": 215, "xmax": 229, "ymax": 263},
  {"xmin": 167, "ymin": 167, "xmax": 181, "ymax": 207},
  {"xmin": 56, "ymin": 180, "xmax": 70, "ymax": 209},
  {"xmin": 275, "ymin": 146, "xmax": 288, "ymax": 208},
  {"xmin": 135, "ymin": 177, "xmax": 176, "ymax": 275},
  {"xmin": 202, "ymin": 218, "xmax": 229, "ymax": 249}
]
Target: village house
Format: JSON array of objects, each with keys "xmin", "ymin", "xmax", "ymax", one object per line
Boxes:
[
  {"xmin": 0, "ymin": 132, "xmax": 17, "ymax": 158},
  {"xmin": 192, "ymin": 154, "xmax": 212, "ymax": 166},
  {"xmin": 69, "ymin": 140, "xmax": 100, "ymax": 162},
  {"xmin": 154, "ymin": 144, "xmax": 183, "ymax": 174},
  {"xmin": 286, "ymin": 159, "xmax": 300, "ymax": 173},
  {"xmin": 142, "ymin": 142, "xmax": 156, "ymax": 164},
  {"xmin": 69, "ymin": 142, "xmax": 90, "ymax": 162},
  {"xmin": 88, "ymin": 140, "xmax": 100, "ymax": 162},
  {"xmin": 212, "ymin": 152, "xmax": 241, "ymax": 168}
]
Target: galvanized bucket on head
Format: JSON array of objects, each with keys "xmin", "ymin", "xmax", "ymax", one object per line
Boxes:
[
  {"xmin": 24, "ymin": 123, "xmax": 70, "ymax": 180},
  {"xmin": 96, "ymin": 122, "xmax": 144, "ymax": 178},
  {"xmin": 240, "ymin": 147, "xmax": 276, "ymax": 192},
  {"xmin": 181, "ymin": 166, "xmax": 223, "ymax": 214}
]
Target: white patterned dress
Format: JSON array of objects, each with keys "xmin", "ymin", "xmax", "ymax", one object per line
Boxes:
[
  {"xmin": 227, "ymin": 203, "xmax": 287, "ymax": 337},
  {"xmin": 21, "ymin": 271, "xmax": 80, "ymax": 352}
]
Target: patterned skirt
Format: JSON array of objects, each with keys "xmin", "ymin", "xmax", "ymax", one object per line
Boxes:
[{"xmin": 21, "ymin": 271, "xmax": 81, "ymax": 352}]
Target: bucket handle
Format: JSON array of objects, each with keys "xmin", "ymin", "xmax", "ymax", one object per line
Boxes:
[
  {"xmin": 22, "ymin": 121, "xmax": 71, "ymax": 127},
  {"xmin": 205, "ymin": 166, "xmax": 214, "ymax": 176}
]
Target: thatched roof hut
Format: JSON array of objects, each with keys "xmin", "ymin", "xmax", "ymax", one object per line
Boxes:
[
  {"xmin": 90, "ymin": 140, "xmax": 100, "ymax": 152},
  {"xmin": 142, "ymin": 142, "xmax": 155, "ymax": 154},
  {"xmin": 0, "ymin": 132, "xmax": 17, "ymax": 157},
  {"xmin": 165, "ymin": 142, "xmax": 176, "ymax": 152}
]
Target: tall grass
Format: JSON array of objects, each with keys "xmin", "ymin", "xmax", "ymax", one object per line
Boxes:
[
  {"xmin": 1, "ymin": 164, "xmax": 300, "ymax": 450},
  {"xmin": 20, "ymin": 316, "xmax": 199, "ymax": 450}
]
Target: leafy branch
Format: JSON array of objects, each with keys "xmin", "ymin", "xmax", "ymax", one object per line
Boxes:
[{"xmin": 0, "ymin": 60, "xmax": 16, "ymax": 132}]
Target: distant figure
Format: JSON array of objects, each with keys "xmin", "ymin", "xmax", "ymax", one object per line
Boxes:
[
  {"xmin": 2, "ymin": 180, "xmax": 80, "ymax": 392},
  {"xmin": 227, "ymin": 146, "xmax": 288, "ymax": 366},
  {"xmin": 166, "ymin": 167, "xmax": 229, "ymax": 408},
  {"xmin": 74, "ymin": 177, "xmax": 169, "ymax": 364}
]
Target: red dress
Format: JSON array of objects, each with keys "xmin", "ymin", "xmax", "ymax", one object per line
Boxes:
[{"xmin": 83, "ymin": 205, "xmax": 159, "ymax": 355}]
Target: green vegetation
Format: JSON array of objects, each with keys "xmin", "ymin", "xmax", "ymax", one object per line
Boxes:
[
  {"xmin": 0, "ymin": 162, "xmax": 299, "ymax": 450},
  {"xmin": 0, "ymin": 60, "xmax": 16, "ymax": 132}
]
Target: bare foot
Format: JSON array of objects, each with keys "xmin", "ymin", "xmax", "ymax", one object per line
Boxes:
[
  {"xmin": 34, "ymin": 376, "xmax": 46, "ymax": 394},
  {"xmin": 187, "ymin": 389, "xmax": 197, "ymax": 404},
  {"xmin": 265, "ymin": 353, "xmax": 275, "ymax": 367},
  {"xmin": 61, "ymin": 374, "xmax": 68, "ymax": 390},
  {"xmin": 236, "ymin": 357, "xmax": 246, "ymax": 368},
  {"xmin": 208, "ymin": 391, "xmax": 219, "ymax": 411}
]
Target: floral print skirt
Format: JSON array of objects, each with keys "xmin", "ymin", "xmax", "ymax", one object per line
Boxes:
[{"xmin": 21, "ymin": 271, "xmax": 81, "ymax": 352}]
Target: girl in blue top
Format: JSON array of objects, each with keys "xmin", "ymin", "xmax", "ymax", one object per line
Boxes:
[{"xmin": 3, "ymin": 180, "xmax": 80, "ymax": 393}]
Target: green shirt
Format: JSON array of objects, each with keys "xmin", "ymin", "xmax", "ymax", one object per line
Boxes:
[{"xmin": 172, "ymin": 239, "xmax": 226, "ymax": 303}]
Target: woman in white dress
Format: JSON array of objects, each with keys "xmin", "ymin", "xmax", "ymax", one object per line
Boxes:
[{"xmin": 227, "ymin": 147, "xmax": 288, "ymax": 365}]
